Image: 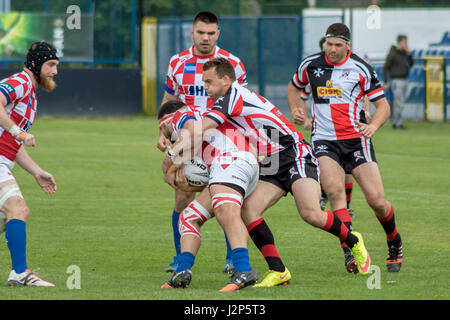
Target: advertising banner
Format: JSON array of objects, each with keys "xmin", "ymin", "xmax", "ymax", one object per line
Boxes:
[{"xmin": 0, "ymin": 12, "xmax": 93, "ymax": 61}]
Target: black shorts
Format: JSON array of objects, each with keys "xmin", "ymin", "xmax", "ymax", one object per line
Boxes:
[
  {"xmin": 312, "ymin": 137, "xmax": 377, "ymax": 174},
  {"xmin": 259, "ymin": 140, "xmax": 320, "ymax": 194}
]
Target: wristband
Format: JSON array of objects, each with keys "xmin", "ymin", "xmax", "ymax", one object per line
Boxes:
[
  {"xmin": 8, "ymin": 125, "xmax": 27, "ymax": 141},
  {"xmin": 369, "ymin": 124, "xmax": 377, "ymax": 131}
]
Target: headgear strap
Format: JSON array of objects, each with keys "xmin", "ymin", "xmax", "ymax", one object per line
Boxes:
[{"xmin": 325, "ymin": 34, "xmax": 350, "ymax": 43}]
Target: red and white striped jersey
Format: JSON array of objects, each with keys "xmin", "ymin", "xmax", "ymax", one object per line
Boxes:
[
  {"xmin": 292, "ymin": 50, "xmax": 385, "ymax": 142},
  {"xmin": 165, "ymin": 46, "xmax": 247, "ymax": 115},
  {"xmin": 206, "ymin": 82, "xmax": 304, "ymax": 156},
  {"xmin": 0, "ymin": 70, "xmax": 37, "ymax": 161},
  {"xmin": 172, "ymin": 105, "xmax": 254, "ymax": 167}
]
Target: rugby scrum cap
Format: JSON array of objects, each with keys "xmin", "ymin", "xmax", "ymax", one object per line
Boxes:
[{"xmin": 24, "ymin": 40, "xmax": 59, "ymax": 82}]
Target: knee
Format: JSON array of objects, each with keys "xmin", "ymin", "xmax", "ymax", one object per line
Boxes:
[
  {"xmin": 241, "ymin": 203, "xmax": 262, "ymax": 226},
  {"xmin": 299, "ymin": 208, "xmax": 321, "ymax": 227},
  {"xmin": 324, "ymin": 185, "xmax": 345, "ymax": 203},
  {"xmin": 175, "ymin": 191, "xmax": 196, "ymax": 211},
  {"xmin": 365, "ymin": 193, "xmax": 386, "ymax": 211},
  {"xmin": 7, "ymin": 204, "xmax": 30, "ymax": 222}
]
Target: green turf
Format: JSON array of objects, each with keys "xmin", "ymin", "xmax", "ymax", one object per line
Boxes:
[{"xmin": 0, "ymin": 117, "xmax": 448, "ymax": 300}]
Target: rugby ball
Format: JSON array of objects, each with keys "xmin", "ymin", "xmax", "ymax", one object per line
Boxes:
[{"xmin": 184, "ymin": 157, "xmax": 209, "ymax": 186}]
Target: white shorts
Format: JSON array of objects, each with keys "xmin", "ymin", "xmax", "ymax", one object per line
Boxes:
[
  {"xmin": 209, "ymin": 151, "xmax": 259, "ymax": 198},
  {"xmin": 0, "ymin": 156, "xmax": 16, "ymax": 184}
]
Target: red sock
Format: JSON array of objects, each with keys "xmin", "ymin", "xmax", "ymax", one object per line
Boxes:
[{"xmin": 322, "ymin": 211, "xmax": 357, "ymax": 248}]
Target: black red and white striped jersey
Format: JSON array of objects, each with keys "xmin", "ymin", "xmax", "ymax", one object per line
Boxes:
[
  {"xmin": 0, "ymin": 71, "xmax": 37, "ymax": 161},
  {"xmin": 172, "ymin": 105, "xmax": 254, "ymax": 167},
  {"xmin": 165, "ymin": 46, "xmax": 247, "ymax": 115},
  {"xmin": 206, "ymin": 82, "xmax": 304, "ymax": 156},
  {"xmin": 292, "ymin": 50, "xmax": 385, "ymax": 142}
]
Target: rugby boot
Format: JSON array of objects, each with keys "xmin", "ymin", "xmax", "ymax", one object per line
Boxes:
[
  {"xmin": 386, "ymin": 243, "xmax": 403, "ymax": 272},
  {"xmin": 161, "ymin": 269, "xmax": 192, "ymax": 288},
  {"xmin": 8, "ymin": 269, "xmax": 54, "ymax": 287},
  {"xmin": 350, "ymin": 231, "xmax": 371, "ymax": 275},
  {"xmin": 344, "ymin": 250, "xmax": 358, "ymax": 274},
  {"xmin": 219, "ymin": 268, "xmax": 258, "ymax": 292},
  {"xmin": 253, "ymin": 268, "xmax": 291, "ymax": 287}
]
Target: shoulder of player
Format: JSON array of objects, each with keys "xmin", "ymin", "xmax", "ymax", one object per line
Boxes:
[
  {"xmin": 299, "ymin": 52, "xmax": 323, "ymax": 69},
  {"xmin": 348, "ymin": 53, "xmax": 376, "ymax": 79},
  {"xmin": 215, "ymin": 48, "xmax": 242, "ymax": 66},
  {"xmin": 349, "ymin": 52, "xmax": 374, "ymax": 70},
  {"xmin": 168, "ymin": 48, "xmax": 193, "ymax": 65},
  {"xmin": 0, "ymin": 71, "xmax": 32, "ymax": 98}
]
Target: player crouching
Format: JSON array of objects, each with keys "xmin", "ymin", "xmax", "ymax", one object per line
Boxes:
[{"xmin": 158, "ymin": 100, "xmax": 259, "ymax": 292}]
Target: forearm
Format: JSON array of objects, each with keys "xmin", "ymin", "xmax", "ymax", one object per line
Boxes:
[
  {"xmin": 0, "ymin": 98, "xmax": 25, "ymax": 138},
  {"xmin": 15, "ymin": 146, "xmax": 42, "ymax": 176},
  {"xmin": 287, "ymin": 82, "xmax": 303, "ymax": 115},
  {"xmin": 369, "ymin": 98, "xmax": 390, "ymax": 130}
]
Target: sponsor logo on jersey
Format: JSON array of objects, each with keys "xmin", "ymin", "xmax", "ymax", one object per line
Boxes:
[
  {"xmin": 0, "ymin": 82, "xmax": 14, "ymax": 94},
  {"xmin": 317, "ymin": 80, "xmax": 342, "ymax": 99},
  {"xmin": 313, "ymin": 68, "xmax": 324, "ymax": 78},
  {"xmin": 188, "ymin": 85, "xmax": 208, "ymax": 97},
  {"xmin": 184, "ymin": 62, "xmax": 197, "ymax": 74},
  {"xmin": 340, "ymin": 70, "xmax": 350, "ymax": 78}
]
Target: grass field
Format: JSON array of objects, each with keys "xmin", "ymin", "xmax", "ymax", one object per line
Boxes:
[{"xmin": 0, "ymin": 117, "xmax": 448, "ymax": 301}]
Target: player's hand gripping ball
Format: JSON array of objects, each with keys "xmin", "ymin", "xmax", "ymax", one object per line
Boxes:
[{"xmin": 183, "ymin": 157, "xmax": 209, "ymax": 186}]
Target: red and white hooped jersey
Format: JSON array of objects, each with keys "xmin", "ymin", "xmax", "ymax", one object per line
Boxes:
[
  {"xmin": 165, "ymin": 46, "xmax": 247, "ymax": 115},
  {"xmin": 206, "ymin": 81, "xmax": 305, "ymax": 156},
  {"xmin": 0, "ymin": 70, "xmax": 37, "ymax": 161},
  {"xmin": 292, "ymin": 50, "xmax": 385, "ymax": 142},
  {"xmin": 172, "ymin": 105, "xmax": 255, "ymax": 167}
]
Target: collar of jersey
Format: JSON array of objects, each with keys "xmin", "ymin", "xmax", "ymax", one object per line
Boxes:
[
  {"xmin": 190, "ymin": 45, "xmax": 218, "ymax": 59},
  {"xmin": 22, "ymin": 69, "xmax": 37, "ymax": 92},
  {"xmin": 324, "ymin": 49, "xmax": 351, "ymax": 67}
]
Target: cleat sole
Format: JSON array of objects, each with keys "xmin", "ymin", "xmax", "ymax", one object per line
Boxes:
[
  {"xmin": 346, "ymin": 259, "xmax": 359, "ymax": 274},
  {"xmin": 219, "ymin": 283, "xmax": 240, "ymax": 292}
]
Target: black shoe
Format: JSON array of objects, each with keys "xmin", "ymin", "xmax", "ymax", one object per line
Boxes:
[
  {"xmin": 165, "ymin": 269, "xmax": 192, "ymax": 288},
  {"xmin": 219, "ymin": 268, "xmax": 258, "ymax": 292},
  {"xmin": 344, "ymin": 250, "xmax": 358, "ymax": 274},
  {"xmin": 386, "ymin": 244, "xmax": 403, "ymax": 272}
]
